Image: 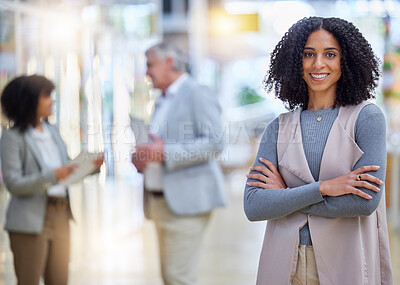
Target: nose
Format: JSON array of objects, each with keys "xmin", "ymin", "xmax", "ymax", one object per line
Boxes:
[
  {"xmin": 146, "ymin": 66, "xmax": 152, "ymax": 76},
  {"xmin": 313, "ymin": 54, "xmax": 325, "ymax": 69}
]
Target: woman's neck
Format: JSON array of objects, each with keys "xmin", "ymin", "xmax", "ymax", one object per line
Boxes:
[
  {"xmin": 307, "ymin": 102, "xmax": 335, "ymax": 111},
  {"xmin": 307, "ymin": 94, "xmax": 335, "ymax": 110},
  {"xmin": 307, "ymin": 88, "xmax": 336, "ymax": 110},
  {"xmin": 34, "ymin": 119, "xmax": 43, "ymax": 131}
]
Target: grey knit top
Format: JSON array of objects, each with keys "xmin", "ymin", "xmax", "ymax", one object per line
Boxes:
[{"xmin": 244, "ymin": 104, "xmax": 386, "ymax": 245}]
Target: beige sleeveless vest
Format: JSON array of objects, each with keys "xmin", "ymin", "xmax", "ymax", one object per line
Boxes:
[{"xmin": 256, "ymin": 102, "xmax": 393, "ymax": 285}]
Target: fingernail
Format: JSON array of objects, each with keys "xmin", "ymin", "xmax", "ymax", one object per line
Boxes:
[
  {"xmin": 376, "ymin": 187, "xmax": 380, "ymax": 191},
  {"xmin": 259, "ymin": 158, "xmax": 263, "ymax": 161},
  {"xmin": 247, "ymin": 182, "xmax": 250, "ymax": 185},
  {"xmin": 379, "ymin": 180, "xmax": 384, "ymax": 184},
  {"xmin": 245, "ymin": 174, "xmax": 249, "ymax": 177},
  {"xmin": 368, "ymin": 195, "xmax": 372, "ymax": 199},
  {"xmin": 375, "ymin": 166, "xmax": 380, "ymax": 169}
]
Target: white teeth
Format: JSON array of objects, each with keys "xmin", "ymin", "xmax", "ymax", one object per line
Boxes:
[{"xmin": 311, "ymin": 73, "xmax": 328, "ymax": 79}]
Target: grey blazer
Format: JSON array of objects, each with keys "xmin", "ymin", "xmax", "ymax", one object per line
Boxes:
[
  {"xmin": 1, "ymin": 122, "xmax": 70, "ymax": 234},
  {"xmin": 144, "ymin": 76, "xmax": 226, "ymax": 217}
]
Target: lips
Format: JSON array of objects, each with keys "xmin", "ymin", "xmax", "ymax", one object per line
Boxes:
[{"xmin": 310, "ymin": 73, "xmax": 329, "ymax": 80}]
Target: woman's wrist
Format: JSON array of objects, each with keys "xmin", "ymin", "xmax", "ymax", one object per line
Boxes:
[{"xmin": 320, "ymin": 180, "xmax": 328, "ymax": 196}]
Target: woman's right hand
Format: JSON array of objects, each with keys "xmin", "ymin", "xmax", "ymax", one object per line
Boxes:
[
  {"xmin": 320, "ymin": 165, "xmax": 383, "ymax": 200},
  {"xmin": 54, "ymin": 165, "xmax": 77, "ymax": 181},
  {"xmin": 246, "ymin": 158, "xmax": 287, "ymax": 189}
]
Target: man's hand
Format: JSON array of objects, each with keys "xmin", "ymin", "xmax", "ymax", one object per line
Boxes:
[
  {"xmin": 131, "ymin": 134, "xmax": 165, "ymax": 173},
  {"xmin": 148, "ymin": 134, "xmax": 165, "ymax": 163},
  {"xmin": 131, "ymin": 149, "xmax": 148, "ymax": 173}
]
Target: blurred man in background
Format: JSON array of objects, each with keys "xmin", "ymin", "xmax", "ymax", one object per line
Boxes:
[{"xmin": 131, "ymin": 42, "xmax": 226, "ymax": 285}]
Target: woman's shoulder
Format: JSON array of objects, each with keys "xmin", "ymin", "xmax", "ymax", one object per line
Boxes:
[
  {"xmin": 354, "ymin": 102, "xmax": 385, "ymax": 134},
  {"xmin": 258, "ymin": 116, "xmax": 280, "ymax": 146},
  {"xmin": 267, "ymin": 116, "xmax": 280, "ymax": 131},
  {"xmin": 1, "ymin": 127, "xmax": 23, "ymax": 138},
  {"xmin": 278, "ymin": 108, "xmax": 299, "ymax": 119},
  {"xmin": 359, "ymin": 102, "xmax": 383, "ymax": 115},
  {"xmin": 275, "ymin": 108, "xmax": 301, "ymax": 130},
  {"xmin": 260, "ymin": 116, "xmax": 280, "ymax": 142},
  {"xmin": 0, "ymin": 127, "xmax": 25, "ymax": 151},
  {"xmin": 357, "ymin": 102, "xmax": 385, "ymax": 124}
]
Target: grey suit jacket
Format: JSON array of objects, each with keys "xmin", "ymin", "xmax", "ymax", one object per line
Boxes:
[
  {"xmin": 1, "ymin": 122, "xmax": 70, "ymax": 234},
  {"xmin": 144, "ymin": 76, "xmax": 226, "ymax": 217}
]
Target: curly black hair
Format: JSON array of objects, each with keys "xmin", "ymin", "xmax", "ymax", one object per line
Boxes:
[
  {"xmin": 264, "ymin": 17, "xmax": 380, "ymax": 110},
  {"xmin": 1, "ymin": 74, "xmax": 55, "ymax": 132}
]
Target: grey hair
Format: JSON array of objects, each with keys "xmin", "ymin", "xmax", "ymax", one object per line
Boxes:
[{"xmin": 145, "ymin": 42, "xmax": 187, "ymax": 72}]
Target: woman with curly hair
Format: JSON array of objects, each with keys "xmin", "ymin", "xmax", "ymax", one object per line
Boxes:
[
  {"xmin": 244, "ymin": 17, "xmax": 392, "ymax": 284},
  {"xmin": 0, "ymin": 75, "xmax": 102, "ymax": 285}
]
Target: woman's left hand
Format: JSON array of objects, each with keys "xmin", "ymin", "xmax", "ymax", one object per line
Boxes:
[
  {"xmin": 93, "ymin": 154, "xmax": 104, "ymax": 169},
  {"xmin": 246, "ymin": 158, "xmax": 287, "ymax": 189}
]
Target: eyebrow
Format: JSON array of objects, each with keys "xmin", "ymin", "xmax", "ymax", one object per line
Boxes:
[{"xmin": 303, "ymin": 47, "xmax": 340, "ymax": 51}]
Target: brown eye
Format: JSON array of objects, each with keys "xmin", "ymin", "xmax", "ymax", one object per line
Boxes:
[
  {"xmin": 326, "ymin": 52, "xmax": 336, "ymax": 58},
  {"xmin": 303, "ymin": 52, "xmax": 313, "ymax": 58}
]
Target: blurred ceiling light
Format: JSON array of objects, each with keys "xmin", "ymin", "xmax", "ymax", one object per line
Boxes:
[
  {"xmin": 209, "ymin": 8, "xmax": 239, "ymax": 36},
  {"xmin": 209, "ymin": 8, "xmax": 258, "ymax": 37}
]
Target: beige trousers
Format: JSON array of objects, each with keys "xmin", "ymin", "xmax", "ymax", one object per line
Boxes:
[
  {"xmin": 149, "ymin": 195, "xmax": 210, "ymax": 285},
  {"xmin": 293, "ymin": 245, "xmax": 320, "ymax": 285},
  {"xmin": 9, "ymin": 203, "xmax": 70, "ymax": 285}
]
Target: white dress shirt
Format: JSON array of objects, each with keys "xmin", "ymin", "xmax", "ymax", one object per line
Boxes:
[
  {"xmin": 144, "ymin": 73, "xmax": 188, "ymax": 191},
  {"xmin": 30, "ymin": 123, "xmax": 67, "ymax": 197}
]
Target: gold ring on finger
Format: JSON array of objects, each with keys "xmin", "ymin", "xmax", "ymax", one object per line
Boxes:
[{"xmin": 357, "ymin": 174, "xmax": 362, "ymax": 181}]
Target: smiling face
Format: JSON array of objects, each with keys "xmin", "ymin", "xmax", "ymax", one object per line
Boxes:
[{"xmin": 302, "ymin": 29, "xmax": 342, "ymax": 100}]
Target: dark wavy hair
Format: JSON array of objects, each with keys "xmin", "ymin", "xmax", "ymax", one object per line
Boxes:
[
  {"xmin": 264, "ymin": 17, "xmax": 380, "ymax": 110},
  {"xmin": 1, "ymin": 74, "xmax": 55, "ymax": 132}
]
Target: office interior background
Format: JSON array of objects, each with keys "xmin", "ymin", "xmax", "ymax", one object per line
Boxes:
[{"xmin": 0, "ymin": 0, "xmax": 400, "ymax": 284}]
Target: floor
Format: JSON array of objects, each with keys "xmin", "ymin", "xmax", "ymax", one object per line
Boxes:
[{"xmin": 0, "ymin": 168, "xmax": 399, "ymax": 285}]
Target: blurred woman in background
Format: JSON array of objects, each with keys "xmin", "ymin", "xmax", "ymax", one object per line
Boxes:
[{"xmin": 0, "ymin": 74, "xmax": 102, "ymax": 285}]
